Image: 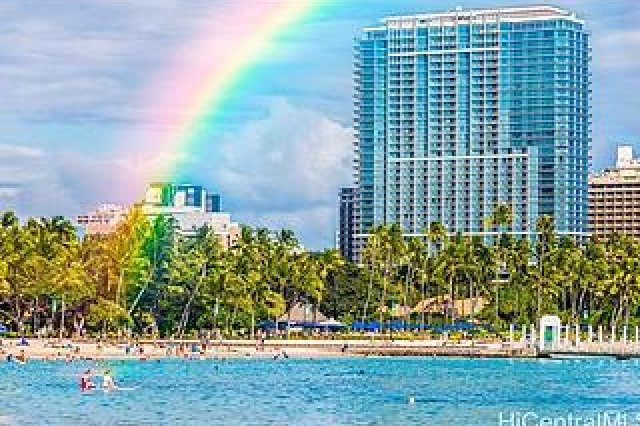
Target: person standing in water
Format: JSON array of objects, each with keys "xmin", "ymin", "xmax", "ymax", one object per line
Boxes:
[
  {"xmin": 102, "ymin": 369, "xmax": 116, "ymax": 391},
  {"xmin": 80, "ymin": 370, "xmax": 95, "ymax": 391}
]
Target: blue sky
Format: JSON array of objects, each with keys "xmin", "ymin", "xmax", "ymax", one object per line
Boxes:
[{"xmin": 0, "ymin": 0, "xmax": 638, "ymax": 249}]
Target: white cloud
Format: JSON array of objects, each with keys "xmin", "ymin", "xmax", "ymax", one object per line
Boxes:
[
  {"xmin": 0, "ymin": 188, "xmax": 21, "ymax": 199},
  {"xmin": 237, "ymin": 205, "xmax": 338, "ymax": 251},
  {"xmin": 183, "ymin": 99, "xmax": 353, "ymax": 248},
  {"xmin": 0, "ymin": 103, "xmax": 352, "ymax": 249},
  {"xmin": 0, "ymin": 144, "xmax": 43, "ymax": 158},
  {"xmin": 593, "ymin": 28, "xmax": 640, "ymax": 73},
  {"xmin": 212, "ymin": 99, "xmax": 353, "ymax": 210},
  {"xmin": 0, "ymin": 1, "xmax": 208, "ymax": 120},
  {"xmin": 0, "ymin": 143, "xmax": 78, "ymax": 216}
]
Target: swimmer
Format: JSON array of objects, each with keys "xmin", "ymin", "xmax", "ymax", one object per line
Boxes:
[
  {"xmin": 80, "ymin": 370, "xmax": 95, "ymax": 391},
  {"xmin": 102, "ymin": 369, "xmax": 116, "ymax": 391}
]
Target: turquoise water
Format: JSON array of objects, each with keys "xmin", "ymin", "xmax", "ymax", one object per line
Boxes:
[{"xmin": 2, "ymin": 357, "xmax": 640, "ymax": 425}]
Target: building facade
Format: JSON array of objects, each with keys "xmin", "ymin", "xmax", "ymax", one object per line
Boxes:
[
  {"xmin": 142, "ymin": 183, "xmax": 239, "ymax": 249},
  {"xmin": 76, "ymin": 204, "xmax": 127, "ymax": 235},
  {"xmin": 337, "ymin": 187, "xmax": 357, "ymax": 261},
  {"xmin": 143, "ymin": 183, "xmax": 220, "ymax": 213},
  {"xmin": 589, "ymin": 146, "xmax": 640, "ymax": 238},
  {"xmin": 353, "ymin": 6, "xmax": 591, "ymax": 257}
]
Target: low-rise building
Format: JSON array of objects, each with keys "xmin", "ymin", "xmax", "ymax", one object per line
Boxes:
[
  {"xmin": 589, "ymin": 146, "xmax": 640, "ymax": 237},
  {"xmin": 142, "ymin": 183, "xmax": 240, "ymax": 249},
  {"xmin": 76, "ymin": 204, "xmax": 127, "ymax": 235},
  {"xmin": 143, "ymin": 182, "xmax": 220, "ymax": 213}
]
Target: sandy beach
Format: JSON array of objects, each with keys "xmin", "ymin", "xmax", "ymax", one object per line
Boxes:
[
  {"xmin": 0, "ymin": 338, "xmax": 364, "ymax": 361},
  {"xmin": 0, "ymin": 337, "xmax": 533, "ymax": 361}
]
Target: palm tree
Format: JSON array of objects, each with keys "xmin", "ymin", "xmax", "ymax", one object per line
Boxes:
[
  {"xmin": 427, "ymin": 222, "xmax": 447, "ymax": 322},
  {"xmin": 484, "ymin": 203, "xmax": 514, "ymax": 324},
  {"xmin": 436, "ymin": 233, "xmax": 467, "ymax": 324},
  {"xmin": 428, "ymin": 221, "xmax": 447, "ymax": 252},
  {"xmin": 128, "ymin": 215, "xmax": 174, "ymax": 318},
  {"xmin": 169, "ymin": 226, "xmax": 225, "ymax": 337},
  {"xmin": 465, "ymin": 236, "xmax": 485, "ymax": 322},
  {"xmin": 361, "ymin": 226, "xmax": 383, "ymax": 323},
  {"xmin": 1, "ymin": 211, "xmax": 19, "ymax": 228},
  {"xmin": 317, "ymin": 249, "xmax": 346, "ymax": 320},
  {"xmin": 507, "ymin": 238, "xmax": 532, "ymax": 323},
  {"xmin": 397, "ymin": 237, "xmax": 424, "ymax": 328},
  {"xmin": 485, "ymin": 204, "xmax": 513, "ymax": 236},
  {"xmin": 411, "ymin": 236, "xmax": 432, "ymax": 330},
  {"xmin": 377, "ymin": 224, "xmax": 405, "ymax": 330},
  {"xmin": 535, "ymin": 215, "xmax": 555, "ymax": 319}
]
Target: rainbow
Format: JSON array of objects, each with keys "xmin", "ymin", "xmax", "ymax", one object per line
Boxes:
[{"xmin": 127, "ymin": 0, "xmax": 333, "ymax": 183}]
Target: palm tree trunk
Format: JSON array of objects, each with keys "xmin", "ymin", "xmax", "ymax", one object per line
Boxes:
[
  {"xmin": 537, "ymin": 281, "xmax": 542, "ymax": 320},
  {"xmin": 517, "ymin": 280, "xmax": 522, "ymax": 324},
  {"xmin": 421, "ymin": 278, "xmax": 426, "ymax": 331},
  {"xmin": 14, "ymin": 297, "xmax": 23, "ymax": 335},
  {"xmin": 178, "ymin": 288, "xmax": 197, "ymax": 338},
  {"xmin": 495, "ymin": 282, "xmax": 499, "ymax": 324},
  {"xmin": 250, "ymin": 308, "xmax": 255, "ymax": 340},
  {"xmin": 128, "ymin": 275, "xmax": 152, "ymax": 317},
  {"xmin": 178, "ymin": 262, "xmax": 206, "ymax": 338},
  {"xmin": 116, "ymin": 269, "xmax": 124, "ymax": 307},
  {"xmin": 404, "ymin": 268, "xmax": 412, "ymax": 330},
  {"xmin": 571, "ymin": 281, "xmax": 577, "ymax": 322},
  {"xmin": 362, "ymin": 260, "xmax": 375, "ymax": 323},
  {"xmin": 379, "ymin": 276, "xmax": 386, "ymax": 332},
  {"xmin": 625, "ymin": 303, "xmax": 630, "ymax": 330},
  {"xmin": 537, "ymin": 249, "xmax": 544, "ymax": 320},
  {"xmin": 380, "ymin": 254, "xmax": 391, "ymax": 333},
  {"xmin": 33, "ymin": 297, "xmax": 38, "ymax": 338},
  {"xmin": 229, "ymin": 303, "xmax": 238, "ymax": 335},
  {"xmin": 578, "ymin": 289, "xmax": 586, "ymax": 319},
  {"xmin": 59, "ymin": 295, "xmax": 65, "ymax": 339},
  {"xmin": 448, "ymin": 274, "xmax": 454, "ymax": 324},
  {"xmin": 469, "ymin": 277, "xmax": 474, "ymax": 323}
]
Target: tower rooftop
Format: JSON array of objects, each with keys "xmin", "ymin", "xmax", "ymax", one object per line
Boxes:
[{"xmin": 376, "ymin": 5, "xmax": 581, "ymax": 28}]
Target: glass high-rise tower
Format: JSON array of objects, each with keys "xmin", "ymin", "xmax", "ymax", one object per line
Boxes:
[{"xmin": 353, "ymin": 6, "xmax": 590, "ymax": 257}]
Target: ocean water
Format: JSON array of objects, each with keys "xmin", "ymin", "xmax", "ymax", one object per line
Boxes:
[{"xmin": 1, "ymin": 356, "xmax": 640, "ymax": 425}]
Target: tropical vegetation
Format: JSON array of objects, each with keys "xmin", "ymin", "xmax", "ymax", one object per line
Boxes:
[
  {"xmin": 1, "ymin": 204, "xmax": 640, "ymax": 338},
  {"xmin": 0, "ymin": 209, "xmax": 341, "ymax": 338}
]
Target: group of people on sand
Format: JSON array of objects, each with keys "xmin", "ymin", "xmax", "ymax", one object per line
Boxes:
[
  {"xmin": 4, "ymin": 349, "xmax": 28, "ymax": 364},
  {"xmin": 80, "ymin": 369, "xmax": 116, "ymax": 391}
]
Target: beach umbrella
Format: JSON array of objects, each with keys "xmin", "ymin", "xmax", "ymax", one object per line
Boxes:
[
  {"xmin": 351, "ymin": 321, "xmax": 365, "ymax": 331},
  {"xmin": 318, "ymin": 318, "xmax": 345, "ymax": 327},
  {"xmin": 256, "ymin": 320, "xmax": 276, "ymax": 330},
  {"xmin": 366, "ymin": 322, "xmax": 381, "ymax": 332},
  {"xmin": 318, "ymin": 318, "xmax": 347, "ymax": 332}
]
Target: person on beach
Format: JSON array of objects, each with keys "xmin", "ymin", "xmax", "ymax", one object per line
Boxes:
[
  {"xmin": 102, "ymin": 369, "xmax": 116, "ymax": 391},
  {"xmin": 80, "ymin": 370, "xmax": 95, "ymax": 391}
]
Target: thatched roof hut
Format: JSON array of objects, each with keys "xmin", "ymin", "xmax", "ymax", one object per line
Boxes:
[
  {"xmin": 277, "ymin": 303, "xmax": 328, "ymax": 323},
  {"xmin": 413, "ymin": 297, "xmax": 488, "ymax": 316}
]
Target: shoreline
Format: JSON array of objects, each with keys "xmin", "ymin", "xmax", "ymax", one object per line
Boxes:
[{"xmin": 0, "ymin": 338, "xmax": 537, "ymax": 361}]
